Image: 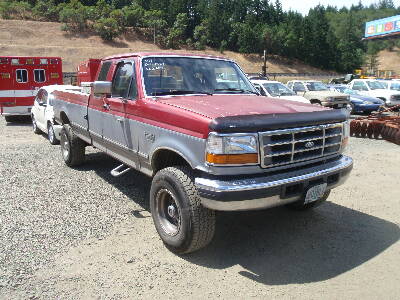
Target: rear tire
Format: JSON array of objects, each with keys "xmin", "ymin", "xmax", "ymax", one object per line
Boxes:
[
  {"xmin": 286, "ymin": 190, "xmax": 331, "ymax": 211},
  {"xmin": 60, "ymin": 124, "xmax": 85, "ymax": 167},
  {"xmin": 150, "ymin": 166, "xmax": 216, "ymax": 254},
  {"xmin": 32, "ymin": 115, "xmax": 41, "ymax": 134},
  {"xmin": 48, "ymin": 123, "xmax": 59, "ymax": 145}
]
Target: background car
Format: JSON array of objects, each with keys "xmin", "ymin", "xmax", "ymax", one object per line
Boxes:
[
  {"xmin": 251, "ymin": 79, "xmax": 310, "ymax": 103},
  {"xmin": 347, "ymin": 79, "xmax": 400, "ymax": 107},
  {"xmin": 328, "ymin": 84, "xmax": 384, "ymax": 114},
  {"xmin": 31, "ymin": 85, "xmax": 80, "ymax": 144},
  {"xmin": 287, "ymin": 80, "xmax": 349, "ymax": 108},
  {"xmin": 376, "ymin": 80, "xmax": 400, "ymax": 92}
]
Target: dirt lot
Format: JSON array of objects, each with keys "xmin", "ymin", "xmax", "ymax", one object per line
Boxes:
[{"xmin": 0, "ymin": 117, "xmax": 399, "ymax": 299}]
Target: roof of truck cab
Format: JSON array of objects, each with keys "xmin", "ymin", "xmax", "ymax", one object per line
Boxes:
[{"xmin": 102, "ymin": 52, "xmax": 230, "ymax": 61}]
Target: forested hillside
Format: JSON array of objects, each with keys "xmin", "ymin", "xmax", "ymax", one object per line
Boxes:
[{"xmin": 1, "ymin": 0, "xmax": 400, "ymax": 73}]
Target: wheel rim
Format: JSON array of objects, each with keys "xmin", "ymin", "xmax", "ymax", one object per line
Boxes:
[
  {"xmin": 48, "ymin": 125, "xmax": 54, "ymax": 142},
  {"xmin": 155, "ymin": 188, "xmax": 181, "ymax": 236},
  {"xmin": 32, "ymin": 117, "xmax": 37, "ymax": 131},
  {"xmin": 61, "ymin": 131, "xmax": 70, "ymax": 160}
]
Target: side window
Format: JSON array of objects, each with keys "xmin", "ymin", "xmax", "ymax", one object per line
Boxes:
[
  {"xmin": 98, "ymin": 61, "xmax": 112, "ymax": 81},
  {"xmin": 112, "ymin": 62, "xmax": 134, "ymax": 98},
  {"xmin": 293, "ymin": 82, "xmax": 305, "ymax": 92},
  {"xmin": 34, "ymin": 69, "xmax": 46, "ymax": 83},
  {"xmin": 353, "ymin": 81, "xmax": 367, "ymax": 91},
  {"xmin": 287, "ymin": 82, "xmax": 293, "ymax": 89},
  {"xmin": 16, "ymin": 69, "xmax": 28, "ymax": 83}
]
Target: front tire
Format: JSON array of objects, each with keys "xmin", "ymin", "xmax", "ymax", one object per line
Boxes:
[
  {"xmin": 47, "ymin": 123, "xmax": 59, "ymax": 145},
  {"xmin": 32, "ymin": 115, "xmax": 41, "ymax": 134},
  {"xmin": 60, "ymin": 124, "xmax": 85, "ymax": 167},
  {"xmin": 150, "ymin": 166, "xmax": 216, "ymax": 254}
]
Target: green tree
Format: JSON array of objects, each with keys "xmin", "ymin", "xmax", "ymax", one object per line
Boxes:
[
  {"xmin": 166, "ymin": 13, "xmax": 188, "ymax": 48},
  {"xmin": 94, "ymin": 17, "xmax": 121, "ymax": 41}
]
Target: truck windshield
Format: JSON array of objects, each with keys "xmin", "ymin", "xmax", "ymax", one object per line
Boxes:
[
  {"xmin": 262, "ymin": 82, "xmax": 296, "ymax": 96},
  {"xmin": 305, "ymin": 82, "xmax": 328, "ymax": 91},
  {"xmin": 141, "ymin": 57, "xmax": 257, "ymax": 96},
  {"xmin": 367, "ymin": 81, "xmax": 385, "ymax": 90}
]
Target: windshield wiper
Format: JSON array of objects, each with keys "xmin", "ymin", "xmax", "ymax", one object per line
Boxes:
[
  {"xmin": 151, "ymin": 90, "xmax": 213, "ymax": 96},
  {"xmin": 214, "ymin": 88, "xmax": 259, "ymax": 95}
]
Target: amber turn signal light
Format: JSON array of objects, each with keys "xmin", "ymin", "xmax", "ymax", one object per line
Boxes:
[{"xmin": 206, "ymin": 153, "xmax": 258, "ymax": 165}]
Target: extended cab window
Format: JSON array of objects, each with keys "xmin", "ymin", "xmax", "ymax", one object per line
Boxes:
[
  {"xmin": 16, "ymin": 69, "xmax": 28, "ymax": 83},
  {"xmin": 34, "ymin": 69, "xmax": 46, "ymax": 83},
  {"xmin": 98, "ymin": 61, "xmax": 112, "ymax": 81},
  {"xmin": 112, "ymin": 62, "xmax": 136, "ymax": 99}
]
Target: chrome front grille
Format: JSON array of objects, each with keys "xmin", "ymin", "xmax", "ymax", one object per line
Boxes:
[{"xmin": 259, "ymin": 123, "xmax": 344, "ymax": 168}]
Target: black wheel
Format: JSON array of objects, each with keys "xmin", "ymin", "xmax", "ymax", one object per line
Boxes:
[
  {"xmin": 60, "ymin": 124, "xmax": 85, "ymax": 167},
  {"xmin": 32, "ymin": 115, "xmax": 41, "ymax": 134},
  {"xmin": 150, "ymin": 166, "xmax": 216, "ymax": 254},
  {"xmin": 47, "ymin": 123, "xmax": 59, "ymax": 145},
  {"xmin": 286, "ymin": 190, "xmax": 330, "ymax": 211}
]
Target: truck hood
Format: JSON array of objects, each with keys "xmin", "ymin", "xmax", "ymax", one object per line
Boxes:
[{"xmin": 157, "ymin": 94, "xmax": 326, "ymax": 119}]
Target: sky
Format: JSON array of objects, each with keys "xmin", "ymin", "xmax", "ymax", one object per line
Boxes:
[{"xmin": 280, "ymin": 0, "xmax": 399, "ymax": 15}]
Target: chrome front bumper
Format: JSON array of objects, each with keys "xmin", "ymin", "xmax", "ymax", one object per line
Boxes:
[{"xmin": 195, "ymin": 155, "xmax": 353, "ymax": 211}]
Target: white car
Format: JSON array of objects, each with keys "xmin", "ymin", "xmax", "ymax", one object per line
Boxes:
[
  {"xmin": 348, "ymin": 79, "xmax": 400, "ymax": 106},
  {"xmin": 31, "ymin": 85, "xmax": 79, "ymax": 144},
  {"xmin": 251, "ymin": 80, "xmax": 310, "ymax": 104}
]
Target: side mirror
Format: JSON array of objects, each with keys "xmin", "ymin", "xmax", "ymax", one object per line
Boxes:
[{"xmin": 93, "ymin": 81, "xmax": 112, "ymax": 95}]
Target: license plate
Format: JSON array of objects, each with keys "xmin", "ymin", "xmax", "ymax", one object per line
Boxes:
[{"xmin": 305, "ymin": 183, "xmax": 327, "ymax": 204}]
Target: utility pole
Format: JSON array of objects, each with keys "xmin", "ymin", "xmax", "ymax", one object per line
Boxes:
[{"xmin": 262, "ymin": 50, "xmax": 267, "ymax": 77}]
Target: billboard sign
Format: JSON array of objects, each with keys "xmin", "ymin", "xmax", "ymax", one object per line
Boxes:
[{"xmin": 365, "ymin": 15, "xmax": 400, "ymax": 39}]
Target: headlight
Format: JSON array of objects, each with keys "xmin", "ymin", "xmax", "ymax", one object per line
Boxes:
[
  {"xmin": 341, "ymin": 120, "xmax": 350, "ymax": 151},
  {"xmin": 206, "ymin": 133, "xmax": 259, "ymax": 165}
]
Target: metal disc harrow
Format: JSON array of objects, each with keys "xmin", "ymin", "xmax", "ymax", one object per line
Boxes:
[{"xmin": 350, "ymin": 105, "xmax": 400, "ymax": 145}]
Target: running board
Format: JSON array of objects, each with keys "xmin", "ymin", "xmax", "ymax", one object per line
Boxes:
[{"xmin": 111, "ymin": 164, "xmax": 131, "ymax": 177}]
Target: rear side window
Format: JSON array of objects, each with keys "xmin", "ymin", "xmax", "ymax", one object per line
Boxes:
[
  {"xmin": 34, "ymin": 69, "xmax": 46, "ymax": 83},
  {"xmin": 98, "ymin": 61, "xmax": 112, "ymax": 81},
  {"xmin": 16, "ymin": 69, "xmax": 28, "ymax": 83}
]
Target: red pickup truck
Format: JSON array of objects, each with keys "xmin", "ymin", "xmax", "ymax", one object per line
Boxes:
[{"xmin": 52, "ymin": 53, "xmax": 353, "ymax": 254}]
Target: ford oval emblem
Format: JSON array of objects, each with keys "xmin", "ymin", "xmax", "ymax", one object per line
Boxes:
[{"xmin": 305, "ymin": 141, "xmax": 315, "ymax": 148}]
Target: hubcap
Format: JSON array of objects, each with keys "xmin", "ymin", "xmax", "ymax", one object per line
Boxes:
[
  {"xmin": 156, "ymin": 188, "xmax": 181, "ymax": 236},
  {"xmin": 61, "ymin": 132, "xmax": 70, "ymax": 159},
  {"xmin": 48, "ymin": 125, "xmax": 54, "ymax": 142}
]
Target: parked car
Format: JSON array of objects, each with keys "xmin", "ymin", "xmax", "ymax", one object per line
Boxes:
[
  {"xmin": 347, "ymin": 79, "xmax": 400, "ymax": 106},
  {"xmin": 376, "ymin": 80, "xmax": 400, "ymax": 92},
  {"xmin": 51, "ymin": 53, "xmax": 353, "ymax": 254},
  {"xmin": 31, "ymin": 85, "xmax": 80, "ymax": 144},
  {"xmin": 328, "ymin": 84, "xmax": 384, "ymax": 114},
  {"xmin": 251, "ymin": 79, "xmax": 310, "ymax": 104},
  {"xmin": 287, "ymin": 80, "xmax": 350, "ymax": 108}
]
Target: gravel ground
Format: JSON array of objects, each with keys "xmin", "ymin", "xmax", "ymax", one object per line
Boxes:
[{"xmin": 0, "ymin": 116, "xmax": 399, "ymax": 299}]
